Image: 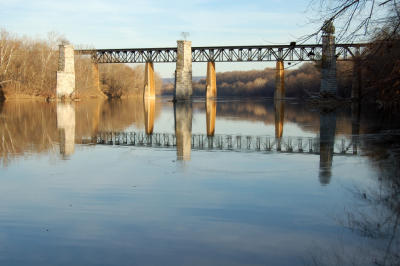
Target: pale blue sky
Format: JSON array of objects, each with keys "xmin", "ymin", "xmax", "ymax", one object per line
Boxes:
[{"xmin": 1, "ymin": 0, "xmax": 323, "ymax": 77}]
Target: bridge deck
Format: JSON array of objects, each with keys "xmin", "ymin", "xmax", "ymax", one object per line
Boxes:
[{"xmin": 76, "ymin": 43, "xmax": 368, "ymax": 63}]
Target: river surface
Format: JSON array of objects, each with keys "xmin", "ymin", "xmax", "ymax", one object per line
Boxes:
[{"xmin": 0, "ymin": 97, "xmax": 399, "ymax": 266}]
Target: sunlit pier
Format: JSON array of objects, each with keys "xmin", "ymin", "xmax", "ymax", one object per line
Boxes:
[{"xmin": 88, "ymin": 132, "xmax": 361, "ymax": 156}]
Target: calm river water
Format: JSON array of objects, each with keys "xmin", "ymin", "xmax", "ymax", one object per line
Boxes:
[{"xmin": 0, "ymin": 97, "xmax": 399, "ymax": 266}]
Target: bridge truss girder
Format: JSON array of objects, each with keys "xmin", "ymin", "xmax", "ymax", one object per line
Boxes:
[{"xmin": 76, "ymin": 44, "xmax": 367, "ymax": 64}]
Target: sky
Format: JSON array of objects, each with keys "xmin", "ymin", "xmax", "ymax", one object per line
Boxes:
[{"xmin": 0, "ymin": 0, "xmax": 323, "ymax": 77}]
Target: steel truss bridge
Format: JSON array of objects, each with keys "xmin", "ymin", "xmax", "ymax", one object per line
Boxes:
[
  {"xmin": 76, "ymin": 43, "xmax": 368, "ymax": 64},
  {"xmin": 88, "ymin": 131, "xmax": 361, "ymax": 156}
]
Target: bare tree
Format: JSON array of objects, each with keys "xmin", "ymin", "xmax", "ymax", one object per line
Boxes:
[{"xmin": 303, "ymin": 0, "xmax": 400, "ymax": 42}]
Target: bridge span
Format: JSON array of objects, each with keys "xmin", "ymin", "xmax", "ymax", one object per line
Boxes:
[
  {"xmin": 56, "ymin": 21, "xmax": 366, "ymax": 101},
  {"xmin": 75, "ymin": 43, "xmax": 366, "ymax": 63}
]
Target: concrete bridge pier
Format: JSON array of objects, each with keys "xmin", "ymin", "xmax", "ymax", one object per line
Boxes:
[
  {"xmin": 320, "ymin": 20, "xmax": 337, "ymax": 96},
  {"xmin": 144, "ymin": 97, "xmax": 155, "ymax": 135},
  {"xmin": 57, "ymin": 102, "xmax": 76, "ymax": 158},
  {"xmin": 144, "ymin": 62, "xmax": 156, "ymax": 98},
  {"xmin": 174, "ymin": 101, "xmax": 192, "ymax": 160},
  {"xmin": 274, "ymin": 60, "xmax": 285, "ymax": 100},
  {"xmin": 351, "ymin": 54, "xmax": 362, "ymax": 100},
  {"xmin": 206, "ymin": 99, "xmax": 216, "ymax": 136},
  {"xmin": 274, "ymin": 99, "xmax": 285, "ymax": 151},
  {"xmin": 56, "ymin": 44, "xmax": 75, "ymax": 98},
  {"xmin": 319, "ymin": 109, "xmax": 337, "ymax": 185},
  {"xmin": 351, "ymin": 102, "xmax": 361, "ymax": 154},
  {"xmin": 91, "ymin": 62, "xmax": 101, "ymax": 93},
  {"xmin": 206, "ymin": 61, "xmax": 217, "ymax": 98},
  {"xmin": 174, "ymin": 40, "xmax": 192, "ymax": 101}
]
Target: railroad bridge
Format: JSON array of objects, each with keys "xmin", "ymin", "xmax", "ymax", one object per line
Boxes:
[{"xmin": 56, "ymin": 22, "xmax": 367, "ymax": 100}]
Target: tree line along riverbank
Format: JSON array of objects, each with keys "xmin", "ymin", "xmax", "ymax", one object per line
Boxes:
[
  {"xmin": 1, "ymin": 27, "xmax": 399, "ymax": 109},
  {"xmin": 0, "ymin": 29, "xmax": 162, "ymax": 101}
]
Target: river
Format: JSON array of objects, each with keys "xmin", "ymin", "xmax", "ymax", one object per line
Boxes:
[{"xmin": 0, "ymin": 97, "xmax": 399, "ymax": 266}]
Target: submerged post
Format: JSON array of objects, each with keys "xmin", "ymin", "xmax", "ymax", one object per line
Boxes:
[
  {"xmin": 56, "ymin": 44, "xmax": 75, "ymax": 98},
  {"xmin": 174, "ymin": 40, "xmax": 192, "ymax": 101},
  {"xmin": 320, "ymin": 20, "xmax": 337, "ymax": 96},
  {"xmin": 144, "ymin": 62, "xmax": 156, "ymax": 98},
  {"xmin": 274, "ymin": 60, "xmax": 285, "ymax": 100},
  {"xmin": 206, "ymin": 61, "xmax": 217, "ymax": 98}
]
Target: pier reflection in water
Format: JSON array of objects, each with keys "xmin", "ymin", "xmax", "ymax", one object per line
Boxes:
[
  {"xmin": 274, "ymin": 99, "xmax": 285, "ymax": 151},
  {"xmin": 57, "ymin": 102, "xmax": 76, "ymax": 158},
  {"xmin": 144, "ymin": 97, "xmax": 155, "ymax": 135},
  {"xmin": 206, "ymin": 99, "xmax": 216, "ymax": 137},
  {"xmin": 174, "ymin": 101, "xmax": 192, "ymax": 161},
  {"xmin": 319, "ymin": 109, "xmax": 337, "ymax": 184},
  {"xmin": 1, "ymin": 96, "xmax": 396, "ymax": 266}
]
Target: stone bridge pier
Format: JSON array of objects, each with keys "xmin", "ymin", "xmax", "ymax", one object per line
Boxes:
[
  {"xmin": 174, "ymin": 40, "xmax": 193, "ymax": 101},
  {"xmin": 56, "ymin": 44, "xmax": 75, "ymax": 98},
  {"xmin": 321, "ymin": 20, "xmax": 337, "ymax": 95}
]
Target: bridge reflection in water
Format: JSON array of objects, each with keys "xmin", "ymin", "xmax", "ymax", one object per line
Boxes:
[
  {"xmin": 68, "ymin": 99, "xmax": 363, "ymax": 184},
  {"xmin": 94, "ymin": 100, "xmax": 360, "ymax": 155}
]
